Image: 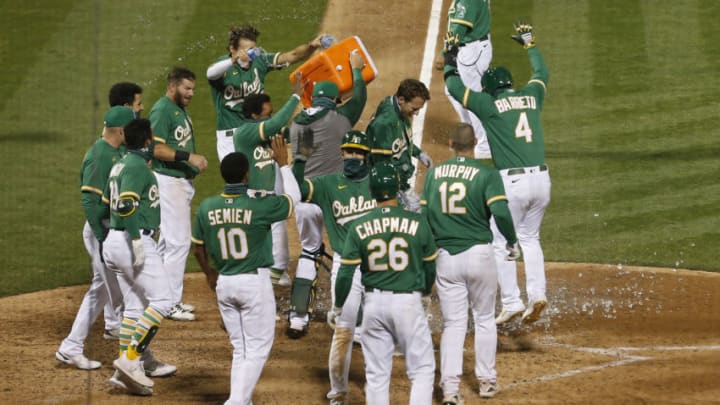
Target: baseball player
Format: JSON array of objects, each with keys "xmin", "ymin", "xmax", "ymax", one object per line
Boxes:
[
  {"xmin": 367, "ymin": 79, "xmax": 433, "ymax": 213},
  {"xmin": 286, "ymin": 50, "xmax": 368, "ymax": 339},
  {"xmin": 102, "ymin": 118, "xmax": 176, "ymax": 396},
  {"xmin": 334, "ymin": 161, "xmax": 437, "ymax": 405},
  {"xmin": 232, "ymin": 74, "xmax": 303, "ymax": 288},
  {"xmin": 291, "ymin": 130, "xmax": 376, "ymax": 404},
  {"xmin": 207, "ymin": 24, "xmax": 329, "ymax": 162},
  {"xmin": 55, "ymin": 106, "xmax": 134, "ymax": 371},
  {"xmin": 149, "ymin": 66, "xmax": 209, "ymax": 321},
  {"xmin": 421, "ymin": 123, "xmax": 520, "ymax": 403},
  {"xmin": 109, "ymin": 82, "xmax": 144, "ymax": 118},
  {"xmin": 440, "ymin": 0, "xmax": 493, "ymax": 159},
  {"xmin": 191, "ymin": 137, "xmax": 300, "ymax": 405},
  {"xmin": 444, "ymin": 20, "xmax": 551, "ymax": 324}
]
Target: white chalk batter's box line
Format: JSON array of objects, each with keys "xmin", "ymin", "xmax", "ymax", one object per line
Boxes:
[{"xmin": 502, "ymin": 341, "xmax": 720, "ymax": 390}]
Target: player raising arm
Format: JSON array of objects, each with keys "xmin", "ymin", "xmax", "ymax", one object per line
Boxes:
[
  {"xmin": 191, "ymin": 137, "xmax": 300, "ymax": 405},
  {"xmin": 444, "ymin": 20, "xmax": 551, "ymax": 324}
]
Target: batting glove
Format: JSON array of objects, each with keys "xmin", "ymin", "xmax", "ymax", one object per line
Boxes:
[
  {"xmin": 511, "ymin": 19, "xmax": 536, "ymax": 49},
  {"xmin": 418, "ymin": 152, "xmax": 433, "ymax": 168},
  {"xmin": 506, "ymin": 242, "xmax": 521, "ymax": 261},
  {"xmin": 131, "ymin": 238, "xmax": 145, "ymax": 270}
]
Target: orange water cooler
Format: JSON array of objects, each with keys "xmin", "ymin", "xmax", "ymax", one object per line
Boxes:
[{"xmin": 290, "ymin": 36, "xmax": 378, "ymax": 107}]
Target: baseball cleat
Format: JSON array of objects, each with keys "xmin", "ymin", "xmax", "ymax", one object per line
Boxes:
[
  {"xmin": 328, "ymin": 392, "xmax": 348, "ymax": 405},
  {"xmin": 109, "ymin": 370, "xmax": 127, "ymax": 390},
  {"xmin": 495, "ymin": 309, "xmax": 524, "ymax": 325},
  {"xmin": 167, "ymin": 304, "xmax": 196, "ymax": 321},
  {"xmin": 55, "ymin": 351, "xmax": 101, "ymax": 370},
  {"xmin": 103, "ymin": 328, "xmax": 120, "ymax": 340},
  {"xmin": 286, "ymin": 318, "xmax": 308, "ymax": 339},
  {"xmin": 113, "ymin": 353, "xmax": 154, "ymax": 393},
  {"xmin": 277, "ymin": 271, "xmax": 292, "ymax": 287},
  {"xmin": 521, "ymin": 297, "xmax": 547, "ymax": 324},
  {"xmin": 144, "ymin": 359, "xmax": 177, "ymax": 378},
  {"xmin": 442, "ymin": 393, "xmax": 462, "ymax": 405},
  {"xmin": 177, "ymin": 302, "xmax": 196, "ymax": 312},
  {"xmin": 479, "ymin": 380, "xmax": 499, "ymax": 398}
]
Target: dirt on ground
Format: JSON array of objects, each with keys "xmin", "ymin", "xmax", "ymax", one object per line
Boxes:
[{"xmin": 4, "ymin": 1, "xmax": 719, "ymax": 404}]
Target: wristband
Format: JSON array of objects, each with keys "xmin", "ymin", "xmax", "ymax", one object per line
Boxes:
[{"xmin": 175, "ymin": 150, "xmax": 190, "ymax": 161}]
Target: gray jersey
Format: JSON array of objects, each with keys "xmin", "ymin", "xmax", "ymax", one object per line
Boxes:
[{"xmin": 289, "ymin": 111, "xmax": 352, "ymax": 178}]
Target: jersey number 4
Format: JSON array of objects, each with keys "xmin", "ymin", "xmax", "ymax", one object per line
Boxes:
[
  {"xmin": 367, "ymin": 237, "xmax": 409, "ymax": 272},
  {"xmin": 217, "ymin": 228, "xmax": 249, "ymax": 260},
  {"xmin": 515, "ymin": 112, "xmax": 533, "ymax": 143}
]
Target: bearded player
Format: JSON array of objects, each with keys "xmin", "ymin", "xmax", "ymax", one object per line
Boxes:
[
  {"xmin": 292, "ymin": 130, "xmax": 376, "ymax": 404},
  {"xmin": 334, "ymin": 162, "xmax": 437, "ymax": 405},
  {"xmin": 421, "ymin": 123, "xmax": 519, "ymax": 403},
  {"xmin": 445, "ymin": 20, "xmax": 551, "ymax": 324},
  {"xmin": 192, "ymin": 137, "xmax": 300, "ymax": 405}
]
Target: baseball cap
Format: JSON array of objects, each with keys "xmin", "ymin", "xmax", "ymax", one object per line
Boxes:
[
  {"xmin": 312, "ymin": 81, "xmax": 339, "ymax": 99},
  {"xmin": 104, "ymin": 106, "xmax": 135, "ymax": 127}
]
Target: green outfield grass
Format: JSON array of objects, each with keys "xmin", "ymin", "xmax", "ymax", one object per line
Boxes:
[{"xmin": 1, "ymin": 0, "xmax": 717, "ymax": 297}]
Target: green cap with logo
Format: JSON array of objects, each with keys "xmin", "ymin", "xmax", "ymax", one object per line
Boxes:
[
  {"xmin": 104, "ymin": 106, "xmax": 135, "ymax": 127},
  {"xmin": 312, "ymin": 81, "xmax": 339, "ymax": 99}
]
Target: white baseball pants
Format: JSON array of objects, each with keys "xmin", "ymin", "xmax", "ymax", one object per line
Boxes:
[
  {"xmin": 362, "ymin": 290, "xmax": 435, "ymax": 405},
  {"xmin": 216, "ymin": 270, "xmax": 276, "ymax": 405},
  {"xmin": 436, "ymin": 245, "xmax": 497, "ymax": 397},
  {"xmin": 271, "ymin": 163, "xmax": 289, "ymax": 270},
  {"xmin": 492, "ymin": 167, "xmax": 551, "ymax": 308},
  {"xmin": 58, "ymin": 222, "xmax": 124, "ymax": 356},
  {"xmin": 103, "ymin": 230, "xmax": 173, "ymax": 319},
  {"xmin": 327, "ymin": 254, "xmax": 364, "ymax": 399},
  {"xmin": 217, "ymin": 130, "xmax": 234, "ymax": 162},
  {"xmin": 444, "ymin": 38, "xmax": 493, "ymax": 159},
  {"xmin": 155, "ymin": 173, "xmax": 195, "ymax": 306}
]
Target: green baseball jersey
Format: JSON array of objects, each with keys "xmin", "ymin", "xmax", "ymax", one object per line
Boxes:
[
  {"xmin": 337, "ymin": 206, "xmax": 437, "ymax": 304},
  {"xmin": 233, "ymin": 94, "xmax": 300, "ymax": 192},
  {"xmin": 421, "ymin": 156, "xmax": 507, "ymax": 254},
  {"xmin": 302, "ymin": 172, "xmax": 377, "ymax": 253},
  {"xmin": 445, "ymin": 47, "xmax": 549, "ymax": 170},
  {"xmin": 447, "ymin": 0, "xmax": 491, "ymax": 44},
  {"xmin": 148, "ymin": 95, "xmax": 199, "ymax": 178},
  {"xmin": 80, "ymin": 138, "xmax": 125, "ymax": 241},
  {"xmin": 104, "ymin": 152, "xmax": 161, "ymax": 239},
  {"xmin": 191, "ymin": 190, "xmax": 293, "ymax": 275},
  {"xmin": 367, "ymin": 96, "xmax": 422, "ymax": 190},
  {"xmin": 208, "ymin": 52, "xmax": 282, "ymax": 130}
]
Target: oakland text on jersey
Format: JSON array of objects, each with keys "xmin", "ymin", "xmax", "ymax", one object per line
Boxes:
[
  {"xmin": 223, "ymin": 71, "xmax": 262, "ymax": 108},
  {"xmin": 333, "ymin": 196, "xmax": 377, "ymax": 225},
  {"xmin": 355, "ymin": 216, "xmax": 419, "ymax": 240},
  {"xmin": 253, "ymin": 146, "xmax": 273, "ymax": 169},
  {"xmin": 434, "ymin": 163, "xmax": 480, "ymax": 181},
  {"xmin": 173, "ymin": 118, "xmax": 193, "ymax": 148},
  {"xmin": 494, "ymin": 95, "xmax": 537, "ymax": 113},
  {"xmin": 207, "ymin": 207, "xmax": 253, "ymax": 226}
]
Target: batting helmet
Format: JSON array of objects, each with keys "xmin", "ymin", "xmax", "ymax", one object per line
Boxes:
[
  {"xmin": 481, "ymin": 66, "xmax": 513, "ymax": 96},
  {"xmin": 340, "ymin": 130, "xmax": 371, "ymax": 152},
  {"xmin": 369, "ymin": 161, "xmax": 399, "ymax": 202}
]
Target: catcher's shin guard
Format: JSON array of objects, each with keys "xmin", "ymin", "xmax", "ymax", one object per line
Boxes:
[{"xmin": 289, "ymin": 277, "xmax": 318, "ymax": 317}]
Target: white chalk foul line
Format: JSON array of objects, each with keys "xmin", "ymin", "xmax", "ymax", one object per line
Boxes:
[
  {"xmin": 408, "ymin": 0, "xmax": 443, "ymax": 188},
  {"xmin": 503, "ymin": 342, "xmax": 720, "ymax": 390}
]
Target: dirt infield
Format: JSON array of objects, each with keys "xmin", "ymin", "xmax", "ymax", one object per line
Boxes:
[{"xmin": 4, "ymin": 1, "xmax": 720, "ymax": 404}]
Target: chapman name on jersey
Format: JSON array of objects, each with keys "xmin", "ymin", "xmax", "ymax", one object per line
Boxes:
[
  {"xmin": 207, "ymin": 207, "xmax": 253, "ymax": 226},
  {"xmin": 334, "ymin": 195, "xmax": 377, "ymax": 226},
  {"xmin": 354, "ymin": 215, "xmax": 419, "ymax": 240},
  {"xmin": 494, "ymin": 95, "xmax": 537, "ymax": 113},
  {"xmin": 433, "ymin": 163, "xmax": 480, "ymax": 181}
]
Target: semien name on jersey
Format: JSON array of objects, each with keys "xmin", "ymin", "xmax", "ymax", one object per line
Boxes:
[
  {"xmin": 355, "ymin": 217, "xmax": 419, "ymax": 240},
  {"xmin": 495, "ymin": 95, "xmax": 537, "ymax": 113},
  {"xmin": 208, "ymin": 207, "xmax": 253, "ymax": 225},
  {"xmin": 434, "ymin": 164, "xmax": 480, "ymax": 181}
]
